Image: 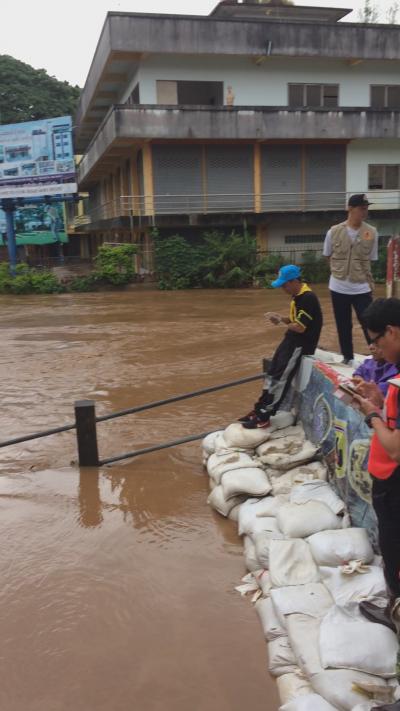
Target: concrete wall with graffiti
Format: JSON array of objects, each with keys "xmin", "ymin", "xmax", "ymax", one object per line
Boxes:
[{"xmin": 296, "ymin": 357, "xmax": 378, "ymax": 548}]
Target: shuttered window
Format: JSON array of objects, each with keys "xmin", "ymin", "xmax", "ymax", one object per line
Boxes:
[{"xmin": 152, "ymin": 145, "xmax": 202, "ymax": 213}]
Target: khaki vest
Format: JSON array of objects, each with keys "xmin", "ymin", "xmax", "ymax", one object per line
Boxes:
[{"xmin": 329, "ymin": 221, "xmax": 377, "ymax": 284}]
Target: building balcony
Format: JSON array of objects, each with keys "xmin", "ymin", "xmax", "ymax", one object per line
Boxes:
[
  {"xmin": 77, "ymin": 105, "xmax": 400, "ymax": 187},
  {"xmin": 73, "ymin": 190, "xmax": 400, "ymax": 230}
]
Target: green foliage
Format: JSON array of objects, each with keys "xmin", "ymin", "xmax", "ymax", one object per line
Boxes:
[
  {"xmin": 68, "ymin": 274, "xmax": 99, "ymax": 292},
  {"xmin": 0, "ymin": 55, "xmax": 81, "ymax": 125},
  {"xmin": 154, "ymin": 232, "xmax": 202, "ymax": 289},
  {"xmin": 93, "ymin": 244, "xmax": 137, "ymax": 286},
  {"xmin": 300, "ymin": 251, "xmax": 330, "ymax": 284},
  {"xmin": 372, "ymin": 244, "xmax": 387, "ymax": 283},
  {"xmin": 0, "ymin": 262, "xmax": 63, "ymax": 294}
]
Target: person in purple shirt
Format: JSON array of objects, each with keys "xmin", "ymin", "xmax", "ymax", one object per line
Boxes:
[{"xmin": 352, "ymin": 343, "xmax": 398, "ymax": 397}]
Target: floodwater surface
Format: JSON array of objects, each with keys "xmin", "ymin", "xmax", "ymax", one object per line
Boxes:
[{"xmin": 0, "ymin": 287, "xmax": 374, "ymax": 711}]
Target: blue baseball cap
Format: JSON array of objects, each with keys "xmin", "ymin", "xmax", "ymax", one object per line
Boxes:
[{"xmin": 271, "ymin": 264, "xmax": 301, "ymax": 288}]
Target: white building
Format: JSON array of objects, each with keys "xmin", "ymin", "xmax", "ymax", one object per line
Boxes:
[{"xmin": 74, "ymin": 0, "xmax": 400, "ymax": 263}]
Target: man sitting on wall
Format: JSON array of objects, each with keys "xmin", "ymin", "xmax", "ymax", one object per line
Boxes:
[
  {"xmin": 352, "ymin": 342, "xmax": 398, "ymax": 399},
  {"xmin": 239, "ymin": 264, "xmax": 323, "ymax": 429}
]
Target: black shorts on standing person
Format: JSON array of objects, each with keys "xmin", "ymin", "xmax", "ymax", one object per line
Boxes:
[
  {"xmin": 323, "ymin": 194, "xmax": 379, "ymax": 366},
  {"xmin": 239, "ymin": 265, "xmax": 323, "ymax": 429}
]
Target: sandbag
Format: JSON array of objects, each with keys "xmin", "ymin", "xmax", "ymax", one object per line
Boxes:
[
  {"xmin": 271, "ymin": 462, "xmax": 328, "ymax": 497},
  {"xmin": 207, "ymin": 486, "xmax": 246, "ymax": 517},
  {"xmin": 228, "ymin": 504, "xmax": 241, "ymax": 522},
  {"xmin": 207, "ymin": 451, "xmax": 260, "ymax": 484},
  {"xmin": 270, "ymin": 411, "xmax": 296, "ymax": 430},
  {"xmin": 290, "ymin": 481, "xmax": 345, "ymax": 515},
  {"xmin": 257, "ymin": 570, "xmax": 272, "ymax": 597},
  {"xmin": 279, "ymin": 693, "xmax": 338, "ymax": 711},
  {"xmin": 223, "ymin": 422, "xmax": 272, "ymax": 450},
  {"xmin": 269, "ymin": 424, "xmax": 305, "ymax": 442},
  {"xmin": 319, "ymin": 604, "xmax": 397, "ymax": 678},
  {"xmin": 276, "ymin": 672, "xmax": 313, "ymax": 706},
  {"xmin": 269, "ymin": 539, "xmax": 320, "ymax": 587},
  {"xmin": 209, "ymin": 478, "xmax": 217, "ymax": 491},
  {"xmin": 221, "ymin": 467, "xmax": 271, "ymax": 500},
  {"xmin": 319, "ymin": 565, "xmax": 386, "ymax": 606},
  {"xmin": 271, "ymin": 583, "xmax": 333, "ymax": 625},
  {"xmin": 202, "ymin": 430, "xmax": 225, "ymax": 456},
  {"xmin": 308, "ymin": 529, "xmax": 374, "ymax": 567},
  {"xmin": 262, "ymin": 441, "xmax": 318, "ymax": 470},
  {"xmin": 243, "ymin": 535, "xmax": 261, "ymax": 572},
  {"xmin": 238, "ymin": 496, "xmax": 283, "ymax": 536},
  {"xmin": 277, "ymin": 501, "xmax": 342, "ymax": 539},
  {"xmin": 256, "ymin": 434, "xmax": 306, "ymax": 462},
  {"xmin": 254, "ymin": 530, "xmax": 285, "ymax": 569},
  {"xmin": 286, "ymin": 614, "xmax": 323, "ymax": 678},
  {"xmin": 255, "ymin": 597, "xmax": 286, "ymax": 641},
  {"xmin": 311, "ymin": 670, "xmax": 390, "ymax": 711},
  {"xmin": 268, "ymin": 636, "xmax": 298, "ymax": 677},
  {"xmin": 248, "ymin": 516, "xmax": 282, "ymax": 541}
]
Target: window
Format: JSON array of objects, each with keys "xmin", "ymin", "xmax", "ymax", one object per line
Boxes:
[
  {"xmin": 368, "ymin": 164, "xmax": 400, "ymax": 189},
  {"xmin": 288, "ymin": 84, "xmax": 339, "ymax": 108},
  {"xmin": 126, "ymin": 83, "xmax": 140, "ymax": 106},
  {"xmin": 156, "ymin": 80, "xmax": 223, "ymax": 106},
  {"xmin": 285, "ymin": 235, "xmax": 325, "ymax": 245},
  {"xmin": 370, "ymin": 85, "xmax": 400, "ymax": 109}
]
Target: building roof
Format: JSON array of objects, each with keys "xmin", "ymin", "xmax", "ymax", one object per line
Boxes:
[{"xmin": 210, "ymin": 1, "xmax": 352, "ymax": 23}]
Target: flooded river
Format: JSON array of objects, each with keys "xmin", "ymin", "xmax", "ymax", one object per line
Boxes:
[{"xmin": 0, "ymin": 286, "xmax": 373, "ymax": 711}]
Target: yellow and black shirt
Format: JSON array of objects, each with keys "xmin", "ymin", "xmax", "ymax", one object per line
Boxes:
[{"xmin": 288, "ymin": 283, "xmax": 323, "ymax": 355}]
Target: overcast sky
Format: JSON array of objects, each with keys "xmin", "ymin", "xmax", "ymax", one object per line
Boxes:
[{"xmin": 0, "ymin": 0, "xmax": 396, "ymax": 87}]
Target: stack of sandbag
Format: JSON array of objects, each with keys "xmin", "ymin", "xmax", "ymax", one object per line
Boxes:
[{"xmin": 201, "ymin": 417, "xmax": 400, "ymax": 711}]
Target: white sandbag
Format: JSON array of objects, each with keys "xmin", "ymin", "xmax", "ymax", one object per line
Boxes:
[
  {"xmin": 209, "ymin": 478, "xmax": 217, "ymax": 491},
  {"xmin": 271, "ymin": 462, "xmax": 328, "ymax": 497},
  {"xmin": 213, "ymin": 431, "xmax": 234, "ymax": 453},
  {"xmin": 271, "ymin": 411, "xmax": 296, "ymax": 431},
  {"xmin": 279, "ymin": 693, "xmax": 338, "ymax": 711},
  {"xmin": 202, "ymin": 430, "xmax": 225, "ymax": 456},
  {"xmin": 238, "ymin": 496, "xmax": 283, "ymax": 536},
  {"xmin": 290, "ymin": 481, "xmax": 345, "ymax": 515},
  {"xmin": 276, "ymin": 672, "xmax": 313, "ymax": 706},
  {"xmin": 256, "ymin": 435, "xmax": 306, "ymax": 462},
  {"xmin": 286, "ymin": 614, "xmax": 323, "ymax": 677},
  {"xmin": 271, "ymin": 583, "xmax": 333, "ymax": 625},
  {"xmin": 268, "ymin": 636, "xmax": 298, "ymax": 677},
  {"xmin": 223, "ymin": 422, "xmax": 272, "ymax": 450},
  {"xmin": 319, "ymin": 565, "xmax": 386, "ymax": 605},
  {"xmin": 319, "ymin": 604, "xmax": 397, "ymax": 678},
  {"xmin": 207, "ymin": 451, "xmax": 260, "ymax": 484},
  {"xmin": 311, "ymin": 670, "xmax": 390, "ymax": 711},
  {"xmin": 308, "ymin": 528, "xmax": 374, "ymax": 567},
  {"xmin": 248, "ymin": 516, "xmax": 282, "ymax": 541},
  {"xmin": 228, "ymin": 504, "xmax": 241, "ymax": 522},
  {"xmin": 269, "ymin": 424, "xmax": 305, "ymax": 442},
  {"xmin": 269, "ymin": 539, "xmax": 320, "ymax": 587},
  {"xmin": 254, "ymin": 530, "xmax": 285, "ymax": 568},
  {"xmin": 243, "ymin": 535, "xmax": 261, "ymax": 572},
  {"xmin": 207, "ymin": 486, "xmax": 245, "ymax": 517},
  {"xmin": 255, "ymin": 596, "xmax": 287, "ymax": 641},
  {"xmin": 221, "ymin": 467, "xmax": 271, "ymax": 500},
  {"xmin": 277, "ymin": 501, "xmax": 342, "ymax": 539},
  {"xmin": 256, "ymin": 570, "xmax": 272, "ymax": 597},
  {"xmin": 262, "ymin": 441, "xmax": 318, "ymax": 470}
]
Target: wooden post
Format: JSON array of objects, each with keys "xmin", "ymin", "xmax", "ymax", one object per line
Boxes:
[
  {"xmin": 254, "ymin": 143, "xmax": 262, "ymax": 213},
  {"xmin": 74, "ymin": 400, "xmax": 99, "ymax": 467}
]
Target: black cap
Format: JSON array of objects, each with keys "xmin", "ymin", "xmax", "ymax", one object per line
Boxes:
[{"xmin": 348, "ymin": 193, "xmax": 371, "ymax": 207}]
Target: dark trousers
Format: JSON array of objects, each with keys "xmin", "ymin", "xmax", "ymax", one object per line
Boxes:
[
  {"xmin": 255, "ymin": 334, "xmax": 304, "ymax": 420},
  {"xmin": 330, "ymin": 290, "xmax": 373, "ymax": 361},
  {"xmin": 372, "ymin": 473, "xmax": 400, "ymax": 598}
]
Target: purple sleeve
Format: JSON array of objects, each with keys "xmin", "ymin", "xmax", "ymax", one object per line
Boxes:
[{"xmin": 353, "ymin": 361, "xmax": 368, "ymax": 379}]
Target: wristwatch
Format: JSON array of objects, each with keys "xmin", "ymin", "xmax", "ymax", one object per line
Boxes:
[{"xmin": 364, "ymin": 412, "xmax": 382, "ymax": 428}]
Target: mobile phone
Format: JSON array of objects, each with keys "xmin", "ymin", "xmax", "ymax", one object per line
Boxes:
[{"xmin": 338, "ymin": 383, "xmax": 358, "ymax": 396}]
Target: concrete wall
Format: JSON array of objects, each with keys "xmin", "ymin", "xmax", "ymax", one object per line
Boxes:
[
  {"xmin": 137, "ymin": 55, "xmax": 400, "ymax": 107},
  {"xmin": 347, "ymin": 139, "xmax": 400, "ymax": 191}
]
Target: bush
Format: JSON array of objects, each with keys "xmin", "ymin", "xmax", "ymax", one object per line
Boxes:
[
  {"xmin": 372, "ymin": 244, "xmax": 387, "ymax": 283},
  {"xmin": 0, "ymin": 262, "xmax": 63, "ymax": 294},
  {"xmin": 69, "ymin": 274, "xmax": 99, "ymax": 292},
  {"xmin": 154, "ymin": 232, "xmax": 202, "ymax": 289},
  {"xmin": 301, "ymin": 251, "xmax": 330, "ymax": 284},
  {"xmin": 94, "ymin": 244, "xmax": 137, "ymax": 285}
]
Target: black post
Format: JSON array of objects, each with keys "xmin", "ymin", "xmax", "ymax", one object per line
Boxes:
[
  {"xmin": 74, "ymin": 400, "xmax": 99, "ymax": 467},
  {"xmin": 263, "ymin": 358, "xmax": 271, "ymax": 374}
]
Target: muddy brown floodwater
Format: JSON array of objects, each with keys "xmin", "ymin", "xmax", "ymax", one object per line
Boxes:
[{"xmin": 0, "ymin": 286, "xmax": 378, "ymax": 711}]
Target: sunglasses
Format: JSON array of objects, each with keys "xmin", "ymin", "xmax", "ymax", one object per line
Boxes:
[{"xmin": 370, "ymin": 328, "xmax": 387, "ymax": 346}]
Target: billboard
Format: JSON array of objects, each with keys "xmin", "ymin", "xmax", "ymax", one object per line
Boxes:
[
  {"xmin": 0, "ymin": 202, "xmax": 68, "ymax": 246},
  {"xmin": 0, "ymin": 116, "xmax": 76, "ymax": 199}
]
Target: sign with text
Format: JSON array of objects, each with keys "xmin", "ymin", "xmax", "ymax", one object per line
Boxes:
[{"xmin": 0, "ymin": 116, "xmax": 76, "ymax": 198}]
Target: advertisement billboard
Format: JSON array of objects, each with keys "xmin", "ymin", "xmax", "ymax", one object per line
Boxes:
[
  {"xmin": 0, "ymin": 116, "xmax": 76, "ymax": 199},
  {"xmin": 0, "ymin": 202, "xmax": 68, "ymax": 246}
]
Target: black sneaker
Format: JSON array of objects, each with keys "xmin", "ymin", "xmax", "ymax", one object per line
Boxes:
[
  {"xmin": 242, "ymin": 416, "xmax": 271, "ymax": 430},
  {"xmin": 238, "ymin": 410, "xmax": 256, "ymax": 424}
]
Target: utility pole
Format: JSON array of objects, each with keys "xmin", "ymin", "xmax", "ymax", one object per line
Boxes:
[{"xmin": 2, "ymin": 200, "xmax": 17, "ymax": 275}]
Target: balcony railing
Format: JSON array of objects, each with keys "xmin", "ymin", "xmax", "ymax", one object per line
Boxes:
[{"xmin": 73, "ymin": 190, "xmax": 400, "ymax": 227}]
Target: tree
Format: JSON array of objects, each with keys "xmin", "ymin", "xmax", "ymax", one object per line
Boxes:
[
  {"xmin": 0, "ymin": 55, "xmax": 81, "ymax": 125},
  {"xmin": 358, "ymin": 0, "xmax": 379, "ymax": 22},
  {"xmin": 387, "ymin": 1, "xmax": 399, "ymax": 23}
]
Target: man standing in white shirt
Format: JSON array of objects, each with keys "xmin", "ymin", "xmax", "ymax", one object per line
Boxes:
[{"xmin": 323, "ymin": 193, "xmax": 379, "ymax": 365}]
